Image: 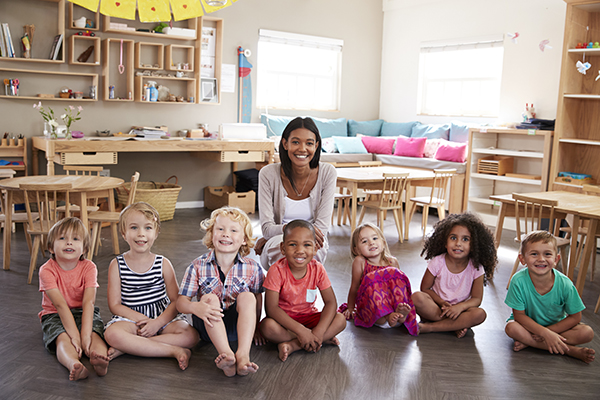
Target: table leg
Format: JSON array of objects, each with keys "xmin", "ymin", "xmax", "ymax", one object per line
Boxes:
[
  {"xmin": 494, "ymin": 202, "xmax": 508, "ymax": 249},
  {"xmin": 350, "ymin": 183, "xmax": 358, "ymax": 232},
  {"xmin": 3, "ymin": 191, "xmax": 12, "ymax": 270},
  {"xmin": 404, "ymin": 183, "xmax": 414, "ymax": 241},
  {"xmin": 567, "ymin": 214, "xmax": 580, "ymax": 281},
  {"xmin": 575, "ymin": 218, "xmax": 598, "ymax": 295}
]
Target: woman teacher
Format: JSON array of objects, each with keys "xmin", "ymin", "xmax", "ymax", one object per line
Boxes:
[{"xmin": 255, "ymin": 117, "xmax": 336, "ymax": 270}]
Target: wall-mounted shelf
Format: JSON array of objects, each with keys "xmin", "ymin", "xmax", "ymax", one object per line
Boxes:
[
  {"xmin": 102, "ymin": 39, "xmax": 134, "ymax": 101},
  {"xmin": 68, "ymin": 2, "xmax": 100, "ymax": 31},
  {"xmin": 102, "ymin": 15, "xmax": 198, "ymax": 40},
  {"xmin": 135, "ymin": 42, "xmax": 164, "ymax": 70},
  {"xmin": 165, "ymin": 44, "xmax": 194, "ymax": 71},
  {"xmin": 134, "ymin": 75, "xmax": 195, "ymax": 104},
  {"xmin": 69, "ymin": 35, "xmax": 101, "ymax": 65}
]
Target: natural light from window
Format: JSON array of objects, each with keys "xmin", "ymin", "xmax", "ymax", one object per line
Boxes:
[
  {"xmin": 257, "ymin": 29, "xmax": 343, "ymax": 112},
  {"xmin": 417, "ymin": 37, "xmax": 504, "ymax": 117}
]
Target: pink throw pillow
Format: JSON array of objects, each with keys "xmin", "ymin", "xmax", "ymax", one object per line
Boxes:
[
  {"xmin": 361, "ymin": 136, "xmax": 395, "ymax": 155},
  {"xmin": 394, "ymin": 136, "xmax": 426, "ymax": 158},
  {"xmin": 434, "ymin": 142, "xmax": 468, "ymax": 163},
  {"xmin": 423, "ymin": 138, "xmax": 446, "ymax": 158}
]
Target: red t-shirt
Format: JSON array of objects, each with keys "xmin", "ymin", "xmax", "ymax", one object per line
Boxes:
[
  {"xmin": 38, "ymin": 258, "xmax": 99, "ymax": 320},
  {"xmin": 263, "ymin": 258, "xmax": 331, "ymax": 318}
]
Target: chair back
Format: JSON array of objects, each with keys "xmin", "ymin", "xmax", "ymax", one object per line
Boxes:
[
  {"xmin": 512, "ymin": 193, "xmax": 560, "ymax": 240},
  {"xmin": 64, "ymin": 166, "xmax": 103, "ymax": 176},
  {"xmin": 19, "ymin": 183, "xmax": 72, "ymax": 234},
  {"xmin": 359, "ymin": 161, "xmax": 382, "ymax": 168},
  {"xmin": 125, "ymin": 172, "xmax": 140, "ymax": 207},
  {"xmin": 379, "ymin": 173, "xmax": 409, "ymax": 209},
  {"xmin": 428, "ymin": 169, "xmax": 456, "ymax": 205}
]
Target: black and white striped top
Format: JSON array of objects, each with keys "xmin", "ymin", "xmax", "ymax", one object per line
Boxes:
[{"xmin": 117, "ymin": 254, "xmax": 169, "ymax": 319}]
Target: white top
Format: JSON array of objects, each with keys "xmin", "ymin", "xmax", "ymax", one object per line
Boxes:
[{"xmin": 282, "ymin": 196, "xmax": 313, "ymax": 224}]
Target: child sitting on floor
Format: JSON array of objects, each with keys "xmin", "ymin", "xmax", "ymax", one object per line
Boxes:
[
  {"xmin": 505, "ymin": 230, "xmax": 595, "ymax": 363},
  {"xmin": 412, "ymin": 212, "xmax": 497, "ymax": 338},
  {"xmin": 104, "ymin": 202, "xmax": 199, "ymax": 370},
  {"xmin": 260, "ymin": 219, "xmax": 346, "ymax": 361},
  {"xmin": 339, "ymin": 223, "xmax": 418, "ymax": 335},
  {"xmin": 177, "ymin": 206, "xmax": 265, "ymax": 377},
  {"xmin": 38, "ymin": 217, "xmax": 110, "ymax": 381}
]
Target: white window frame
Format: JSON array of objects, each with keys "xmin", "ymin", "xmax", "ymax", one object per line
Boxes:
[
  {"xmin": 417, "ymin": 35, "xmax": 504, "ymax": 118},
  {"xmin": 257, "ymin": 29, "xmax": 343, "ymax": 112}
]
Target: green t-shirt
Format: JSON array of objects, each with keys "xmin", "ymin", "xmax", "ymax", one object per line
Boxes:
[{"xmin": 505, "ymin": 268, "xmax": 585, "ymax": 326}]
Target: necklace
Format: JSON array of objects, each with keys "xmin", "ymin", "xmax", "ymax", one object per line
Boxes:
[{"xmin": 294, "ymin": 168, "xmax": 314, "ymax": 197}]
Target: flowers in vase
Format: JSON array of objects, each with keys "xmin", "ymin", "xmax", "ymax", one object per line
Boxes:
[
  {"xmin": 61, "ymin": 105, "xmax": 83, "ymax": 138},
  {"xmin": 33, "ymin": 102, "xmax": 58, "ymax": 136}
]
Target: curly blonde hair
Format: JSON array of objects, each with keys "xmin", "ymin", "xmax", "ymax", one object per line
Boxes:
[
  {"xmin": 201, "ymin": 206, "xmax": 255, "ymax": 257},
  {"xmin": 47, "ymin": 217, "xmax": 90, "ymax": 260},
  {"xmin": 119, "ymin": 202, "xmax": 161, "ymax": 236}
]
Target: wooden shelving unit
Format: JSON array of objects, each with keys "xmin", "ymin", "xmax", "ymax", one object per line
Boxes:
[
  {"xmin": 551, "ymin": 1, "xmax": 600, "ymax": 191},
  {"xmin": 68, "ymin": 1, "xmax": 99, "ymax": 31},
  {"xmin": 0, "ymin": 138, "xmax": 27, "ymax": 175},
  {"xmin": 102, "ymin": 15, "xmax": 198, "ymax": 40},
  {"xmin": 134, "ymin": 75, "xmax": 196, "ymax": 104},
  {"xmin": 102, "ymin": 39, "xmax": 134, "ymax": 101},
  {"xmin": 135, "ymin": 42, "xmax": 164, "ymax": 70},
  {"xmin": 464, "ymin": 127, "xmax": 553, "ymax": 227},
  {"xmin": 196, "ymin": 16, "xmax": 223, "ymax": 105},
  {"xmin": 69, "ymin": 35, "xmax": 100, "ymax": 65},
  {"xmin": 165, "ymin": 44, "xmax": 194, "ymax": 71}
]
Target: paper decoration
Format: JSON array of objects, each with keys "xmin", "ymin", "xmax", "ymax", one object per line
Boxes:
[
  {"xmin": 577, "ymin": 60, "xmax": 591, "ymax": 74},
  {"xmin": 138, "ymin": 0, "xmax": 171, "ymax": 22},
  {"xmin": 539, "ymin": 39, "xmax": 552, "ymax": 52},
  {"xmin": 200, "ymin": 0, "xmax": 232, "ymax": 13},
  {"xmin": 70, "ymin": 0, "xmax": 100, "ymax": 11},
  {"xmin": 171, "ymin": 0, "xmax": 205, "ymax": 20},
  {"xmin": 100, "ymin": 0, "xmax": 136, "ymax": 19},
  {"xmin": 507, "ymin": 32, "xmax": 519, "ymax": 44}
]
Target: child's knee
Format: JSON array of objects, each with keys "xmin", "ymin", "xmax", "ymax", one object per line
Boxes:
[
  {"xmin": 411, "ymin": 291, "xmax": 428, "ymax": 308},
  {"xmin": 333, "ymin": 313, "xmax": 347, "ymax": 332},
  {"xmin": 505, "ymin": 321, "xmax": 521, "ymax": 338},
  {"xmin": 474, "ymin": 308, "xmax": 487, "ymax": 324},
  {"xmin": 236, "ymin": 291, "xmax": 256, "ymax": 310},
  {"xmin": 578, "ymin": 324, "xmax": 595, "ymax": 343},
  {"xmin": 259, "ymin": 317, "xmax": 279, "ymax": 336}
]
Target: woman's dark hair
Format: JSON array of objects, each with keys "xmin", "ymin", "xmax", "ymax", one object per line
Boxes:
[
  {"xmin": 279, "ymin": 117, "xmax": 322, "ymax": 192},
  {"xmin": 420, "ymin": 212, "xmax": 497, "ymax": 285}
]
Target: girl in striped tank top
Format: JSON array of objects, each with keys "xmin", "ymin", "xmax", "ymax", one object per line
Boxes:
[{"xmin": 104, "ymin": 202, "xmax": 199, "ymax": 370}]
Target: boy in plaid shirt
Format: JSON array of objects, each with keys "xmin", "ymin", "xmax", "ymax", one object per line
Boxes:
[{"xmin": 177, "ymin": 207, "xmax": 265, "ymax": 377}]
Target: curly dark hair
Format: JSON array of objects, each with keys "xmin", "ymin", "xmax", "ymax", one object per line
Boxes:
[{"xmin": 421, "ymin": 212, "xmax": 497, "ymax": 284}]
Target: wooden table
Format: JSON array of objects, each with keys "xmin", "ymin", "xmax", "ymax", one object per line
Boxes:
[
  {"xmin": 0, "ymin": 175, "xmax": 124, "ymax": 271},
  {"xmin": 31, "ymin": 136, "xmax": 275, "ymax": 175},
  {"xmin": 336, "ymin": 166, "xmax": 437, "ymax": 238},
  {"xmin": 490, "ymin": 191, "xmax": 600, "ymax": 294}
]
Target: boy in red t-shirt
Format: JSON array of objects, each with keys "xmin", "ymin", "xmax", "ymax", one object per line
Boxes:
[{"xmin": 260, "ymin": 219, "xmax": 346, "ymax": 361}]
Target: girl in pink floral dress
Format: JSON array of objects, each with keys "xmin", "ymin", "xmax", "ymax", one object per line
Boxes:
[{"xmin": 339, "ymin": 223, "xmax": 418, "ymax": 335}]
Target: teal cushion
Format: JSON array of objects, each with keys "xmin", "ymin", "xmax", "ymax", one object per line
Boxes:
[
  {"xmin": 381, "ymin": 121, "xmax": 419, "ymax": 137},
  {"xmin": 261, "ymin": 114, "xmax": 293, "ymax": 137},
  {"xmin": 333, "ymin": 136, "xmax": 368, "ymax": 154},
  {"xmin": 449, "ymin": 121, "xmax": 472, "ymax": 143},
  {"xmin": 348, "ymin": 119, "xmax": 384, "ymax": 137},
  {"xmin": 312, "ymin": 117, "xmax": 348, "ymax": 138},
  {"xmin": 411, "ymin": 123, "xmax": 450, "ymax": 140}
]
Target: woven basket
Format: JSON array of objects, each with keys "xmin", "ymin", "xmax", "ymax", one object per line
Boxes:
[{"xmin": 116, "ymin": 176, "xmax": 182, "ymax": 221}]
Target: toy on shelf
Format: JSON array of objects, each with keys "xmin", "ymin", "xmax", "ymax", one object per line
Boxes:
[
  {"xmin": 522, "ymin": 103, "xmax": 536, "ymax": 121},
  {"xmin": 588, "ymin": 41, "xmax": 594, "ymax": 48},
  {"xmin": 77, "ymin": 30, "xmax": 95, "ymax": 37}
]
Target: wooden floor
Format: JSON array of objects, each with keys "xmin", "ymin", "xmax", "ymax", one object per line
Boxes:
[{"xmin": 2, "ymin": 207, "xmax": 600, "ymax": 400}]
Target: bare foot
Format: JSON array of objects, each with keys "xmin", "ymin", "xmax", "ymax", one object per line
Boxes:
[
  {"xmin": 215, "ymin": 353, "xmax": 236, "ymax": 377},
  {"xmin": 69, "ymin": 362, "xmax": 89, "ymax": 381},
  {"xmin": 90, "ymin": 351, "xmax": 109, "ymax": 377},
  {"xmin": 455, "ymin": 328, "xmax": 468, "ymax": 339},
  {"xmin": 513, "ymin": 340, "xmax": 528, "ymax": 352},
  {"xmin": 417, "ymin": 322, "xmax": 432, "ymax": 334},
  {"xmin": 568, "ymin": 346, "xmax": 595, "ymax": 363},
  {"xmin": 107, "ymin": 347, "xmax": 124, "ymax": 361},
  {"xmin": 388, "ymin": 303, "xmax": 411, "ymax": 327},
  {"xmin": 278, "ymin": 340, "xmax": 301, "ymax": 362},
  {"xmin": 236, "ymin": 355, "xmax": 259, "ymax": 376},
  {"xmin": 324, "ymin": 336, "xmax": 340, "ymax": 346},
  {"xmin": 176, "ymin": 348, "xmax": 192, "ymax": 371}
]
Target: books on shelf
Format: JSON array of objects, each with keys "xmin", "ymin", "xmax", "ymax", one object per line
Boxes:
[
  {"xmin": 1, "ymin": 23, "xmax": 15, "ymax": 57},
  {"xmin": 48, "ymin": 33, "xmax": 63, "ymax": 60}
]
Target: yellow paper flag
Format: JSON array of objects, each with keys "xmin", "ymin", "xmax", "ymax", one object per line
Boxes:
[
  {"xmin": 100, "ymin": 0, "xmax": 136, "ymax": 20},
  {"xmin": 200, "ymin": 0, "xmax": 232, "ymax": 13},
  {"xmin": 138, "ymin": 0, "xmax": 171, "ymax": 22},
  {"xmin": 69, "ymin": 0, "xmax": 100, "ymax": 12},
  {"xmin": 171, "ymin": 0, "xmax": 204, "ymax": 21}
]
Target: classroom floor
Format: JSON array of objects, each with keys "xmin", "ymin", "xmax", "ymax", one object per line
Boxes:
[{"xmin": 1, "ymin": 207, "xmax": 599, "ymax": 400}]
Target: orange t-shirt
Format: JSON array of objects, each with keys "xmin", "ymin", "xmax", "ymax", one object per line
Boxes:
[
  {"xmin": 38, "ymin": 258, "xmax": 99, "ymax": 320},
  {"xmin": 263, "ymin": 258, "xmax": 331, "ymax": 317}
]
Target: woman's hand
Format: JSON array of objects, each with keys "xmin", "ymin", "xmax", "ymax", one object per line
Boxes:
[
  {"xmin": 254, "ymin": 237, "xmax": 266, "ymax": 256},
  {"xmin": 314, "ymin": 226, "xmax": 325, "ymax": 250}
]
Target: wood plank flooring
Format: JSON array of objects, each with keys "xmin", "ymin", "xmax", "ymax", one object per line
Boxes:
[{"xmin": 1, "ymin": 208, "xmax": 599, "ymax": 400}]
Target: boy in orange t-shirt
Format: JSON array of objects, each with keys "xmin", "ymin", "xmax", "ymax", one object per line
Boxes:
[{"xmin": 260, "ymin": 219, "xmax": 346, "ymax": 361}]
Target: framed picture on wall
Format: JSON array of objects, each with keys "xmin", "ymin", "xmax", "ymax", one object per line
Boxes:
[{"xmin": 201, "ymin": 78, "xmax": 218, "ymax": 103}]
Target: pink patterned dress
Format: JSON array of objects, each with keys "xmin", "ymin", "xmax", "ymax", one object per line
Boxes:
[{"xmin": 339, "ymin": 260, "xmax": 418, "ymax": 335}]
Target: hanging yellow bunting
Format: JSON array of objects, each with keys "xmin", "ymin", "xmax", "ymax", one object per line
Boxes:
[
  {"xmin": 69, "ymin": 0, "xmax": 100, "ymax": 12},
  {"xmin": 200, "ymin": 0, "xmax": 232, "ymax": 14},
  {"xmin": 171, "ymin": 0, "xmax": 204, "ymax": 21},
  {"xmin": 100, "ymin": 0, "xmax": 136, "ymax": 20},
  {"xmin": 138, "ymin": 0, "xmax": 171, "ymax": 22}
]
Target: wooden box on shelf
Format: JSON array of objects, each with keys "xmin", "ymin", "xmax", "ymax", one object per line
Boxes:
[
  {"xmin": 477, "ymin": 156, "xmax": 514, "ymax": 176},
  {"xmin": 69, "ymin": 34, "xmax": 101, "ymax": 65},
  {"xmin": 0, "ymin": 138, "xmax": 27, "ymax": 175},
  {"xmin": 68, "ymin": 2, "xmax": 100, "ymax": 31},
  {"xmin": 135, "ymin": 42, "xmax": 164, "ymax": 70},
  {"xmin": 165, "ymin": 45, "xmax": 194, "ymax": 71},
  {"xmin": 102, "ymin": 38, "xmax": 134, "ymax": 101}
]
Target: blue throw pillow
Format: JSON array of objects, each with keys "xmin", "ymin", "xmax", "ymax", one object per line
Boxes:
[
  {"xmin": 311, "ymin": 117, "xmax": 348, "ymax": 138},
  {"xmin": 260, "ymin": 114, "xmax": 294, "ymax": 137},
  {"xmin": 381, "ymin": 121, "xmax": 419, "ymax": 137},
  {"xmin": 449, "ymin": 121, "xmax": 472, "ymax": 143},
  {"xmin": 348, "ymin": 119, "xmax": 384, "ymax": 137},
  {"xmin": 333, "ymin": 136, "xmax": 368, "ymax": 154},
  {"xmin": 411, "ymin": 123, "xmax": 450, "ymax": 140}
]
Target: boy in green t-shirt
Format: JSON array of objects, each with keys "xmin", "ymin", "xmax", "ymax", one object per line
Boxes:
[{"xmin": 505, "ymin": 231, "xmax": 595, "ymax": 363}]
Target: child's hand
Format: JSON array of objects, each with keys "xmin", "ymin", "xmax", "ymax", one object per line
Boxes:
[
  {"xmin": 81, "ymin": 334, "xmax": 92, "ymax": 357},
  {"xmin": 136, "ymin": 318, "xmax": 162, "ymax": 337},
  {"xmin": 196, "ymin": 297, "xmax": 224, "ymax": 328},
  {"xmin": 441, "ymin": 304, "xmax": 464, "ymax": 320},
  {"xmin": 541, "ymin": 329, "xmax": 569, "ymax": 355},
  {"xmin": 297, "ymin": 327, "xmax": 320, "ymax": 352},
  {"xmin": 253, "ymin": 327, "xmax": 267, "ymax": 346},
  {"xmin": 343, "ymin": 308, "xmax": 354, "ymax": 320},
  {"xmin": 71, "ymin": 336, "xmax": 83, "ymax": 359},
  {"xmin": 254, "ymin": 237, "xmax": 266, "ymax": 255}
]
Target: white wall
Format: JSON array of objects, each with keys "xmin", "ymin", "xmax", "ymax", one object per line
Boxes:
[{"xmin": 380, "ymin": 0, "xmax": 566, "ymax": 125}]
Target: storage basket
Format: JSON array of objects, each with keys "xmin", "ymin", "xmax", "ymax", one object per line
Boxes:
[
  {"xmin": 116, "ymin": 176, "xmax": 182, "ymax": 221},
  {"xmin": 477, "ymin": 156, "xmax": 514, "ymax": 176}
]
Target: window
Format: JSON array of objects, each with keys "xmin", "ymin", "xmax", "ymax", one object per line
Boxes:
[
  {"xmin": 257, "ymin": 29, "xmax": 343, "ymax": 111},
  {"xmin": 417, "ymin": 35, "xmax": 504, "ymax": 117}
]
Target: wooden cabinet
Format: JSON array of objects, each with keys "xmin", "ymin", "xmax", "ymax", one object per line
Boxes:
[
  {"xmin": 551, "ymin": 1, "xmax": 600, "ymax": 191},
  {"xmin": 464, "ymin": 128, "xmax": 553, "ymax": 227}
]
